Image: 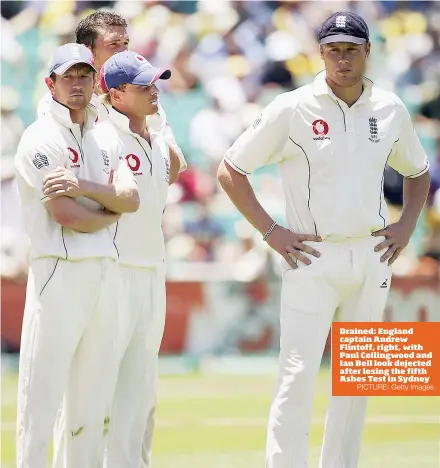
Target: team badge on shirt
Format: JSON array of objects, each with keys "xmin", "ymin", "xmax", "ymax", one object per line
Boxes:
[
  {"xmin": 101, "ymin": 150, "xmax": 110, "ymax": 174},
  {"xmin": 32, "ymin": 153, "xmax": 49, "ymax": 169},
  {"xmin": 368, "ymin": 117, "xmax": 380, "ymax": 143}
]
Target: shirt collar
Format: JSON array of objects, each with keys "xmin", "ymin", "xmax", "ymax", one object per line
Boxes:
[
  {"xmin": 313, "ymin": 70, "xmax": 373, "ymax": 102},
  {"xmin": 108, "ymin": 105, "xmax": 134, "ymax": 134},
  {"xmin": 49, "ymin": 97, "xmax": 98, "ymax": 130}
]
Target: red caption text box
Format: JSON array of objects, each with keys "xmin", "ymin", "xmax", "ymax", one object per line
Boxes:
[{"xmin": 332, "ymin": 322, "xmax": 440, "ymax": 396}]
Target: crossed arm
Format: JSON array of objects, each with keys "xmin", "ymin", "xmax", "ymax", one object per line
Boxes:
[
  {"xmin": 42, "ymin": 165, "xmax": 139, "ymax": 233},
  {"xmin": 43, "ymin": 167, "xmax": 140, "ymax": 214},
  {"xmin": 45, "ymin": 197, "xmax": 121, "ymax": 233}
]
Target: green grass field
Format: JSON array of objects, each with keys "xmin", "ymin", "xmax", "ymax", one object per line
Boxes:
[{"xmin": 2, "ymin": 365, "xmax": 439, "ymax": 467}]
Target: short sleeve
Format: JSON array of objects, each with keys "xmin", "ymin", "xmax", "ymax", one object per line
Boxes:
[
  {"xmin": 224, "ymin": 94, "xmax": 293, "ymax": 175},
  {"xmin": 14, "ymin": 126, "xmax": 65, "ymax": 202},
  {"xmin": 387, "ymin": 97, "xmax": 430, "ymax": 178},
  {"xmin": 115, "ymin": 156, "xmax": 137, "ymax": 187}
]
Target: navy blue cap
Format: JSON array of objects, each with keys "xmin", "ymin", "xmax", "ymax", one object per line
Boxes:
[
  {"xmin": 318, "ymin": 12, "xmax": 369, "ymax": 45},
  {"xmin": 48, "ymin": 43, "xmax": 96, "ymax": 75},
  {"xmin": 100, "ymin": 51, "xmax": 171, "ymax": 93}
]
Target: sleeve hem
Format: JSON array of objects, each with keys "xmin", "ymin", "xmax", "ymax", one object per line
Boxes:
[
  {"xmin": 405, "ymin": 162, "xmax": 430, "ymax": 179},
  {"xmin": 178, "ymin": 154, "xmax": 187, "ymax": 173},
  {"xmin": 223, "ymin": 156, "xmax": 251, "ymax": 175}
]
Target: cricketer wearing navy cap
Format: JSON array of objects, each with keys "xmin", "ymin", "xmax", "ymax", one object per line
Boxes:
[
  {"xmin": 317, "ymin": 11, "xmax": 369, "ymax": 45},
  {"xmin": 317, "ymin": 11, "xmax": 371, "ymax": 92},
  {"xmin": 218, "ymin": 8, "xmax": 430, "ymax": 468}
]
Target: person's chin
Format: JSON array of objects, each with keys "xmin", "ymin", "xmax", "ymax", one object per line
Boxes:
[
  {"xmin": 335, "ymin": 73, "xmax": 359, "ymax": 86},
  {"xmin": 147, "ymin": 103, "xmax": 159, "ymax": 115},
  {"xmin": 67, "ymin": 97, "xmax": 88, "ymax": 109}
]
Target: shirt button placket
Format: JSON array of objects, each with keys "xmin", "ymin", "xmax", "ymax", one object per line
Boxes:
[{"xmin": 345, "ymin": 105, "xmax": 356, "ymax": 153}]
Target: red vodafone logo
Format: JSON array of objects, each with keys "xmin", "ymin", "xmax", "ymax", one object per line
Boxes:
[
  {"xmin": 126, "ymin": 154, "xmax": 141, "ymax": 172},
  {"xmin": 312, "ymin": 119, "xmax": 329, "ymax": 136},
  {"xmin": 135, "ymin": 55, "xmax": 145, "ymax": 62},
  {"xmin": 67, "ymin": 147, "xmax": 79, "ymax": 163}
]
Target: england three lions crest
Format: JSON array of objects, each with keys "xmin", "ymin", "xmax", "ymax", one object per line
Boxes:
[{"xmin": 368, "ymin": 117, "xmax": 380, "ymax": 143}]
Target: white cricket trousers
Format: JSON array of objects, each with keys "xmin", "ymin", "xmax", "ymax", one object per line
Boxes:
[
  {"xmin": 16, "ymin": 257, "xmax": 120, "ymax": 468},
  {"xmin": 266, "ymin": 236, "xmax": 392, "ymax": 468},
  {"xmin": 104, "ymin": 264, "xmax": 166, "ymax": 468}
]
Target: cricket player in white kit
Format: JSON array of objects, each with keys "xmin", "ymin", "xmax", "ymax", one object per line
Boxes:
[
  {"xmin": 98, "ymin": 51, "xmax": 183, "ymax": 467},
  {"xmin": 49, "ymin": 50, "xmax": 184, "ymax": 467},
  {"xmin": 14, "ymin": 44, "xmax": 139, "ymax": 468},
  {"xmin": 218, "ymin": 12, "xmax": 431, "ymax": 468}
]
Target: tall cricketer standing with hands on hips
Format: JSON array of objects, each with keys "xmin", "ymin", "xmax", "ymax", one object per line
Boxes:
[
  {"xmin": 218, "ymin": 11, "xmax": 430, "ymax": 468},
  {"xmin": 14, "ymin": 43, "xmax": 139, "ymax": 468}
]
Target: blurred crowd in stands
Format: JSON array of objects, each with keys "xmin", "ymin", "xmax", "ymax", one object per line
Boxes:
[{"xmin": 2, "ymin": 0, "xmax": 439, "ymax": 281}]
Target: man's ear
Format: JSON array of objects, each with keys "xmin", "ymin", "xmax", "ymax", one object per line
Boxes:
[
  {"xmin": 365, "ymin": 41, "xmax": 371, "ymax": 58},
  {"xmin": 45, "ymin": 76, "xmax": 55, "ymax": 96},
  {"xmin": 110, "ymin": 88, "xmax": 122, "ymax": 104}
]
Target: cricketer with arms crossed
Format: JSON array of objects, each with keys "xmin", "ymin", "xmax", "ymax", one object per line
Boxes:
[
  {"xmin": 218, "ymin": 11, "xmax": 430, "ymax": 468},
  {"xmin": 14, "ymin": 43, "xmax": 139, "ymax": 468}
]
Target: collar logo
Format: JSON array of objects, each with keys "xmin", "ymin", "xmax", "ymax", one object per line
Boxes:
[
  {"xmin": 368, "ymin": 117, "xmax": 380, "ymax": 143},
  {"xmin": 136, "ymin": 55, "xmax": 145, "ymax": 62}
]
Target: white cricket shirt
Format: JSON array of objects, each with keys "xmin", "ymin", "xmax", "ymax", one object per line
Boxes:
[
  {"xmin": 83, "ymin": 106, "xmax": 172, "ymax": 268},
  {"xmin": 14, "ymin": 99, "xmax": 119, "ymax": 261},
  {"xmin": 224, "ymin": 71, "xmax": 430, "ymax": 241},
  {"xmin": 38, "ymin": 91, "xmax": 187, "ymax": 172}
]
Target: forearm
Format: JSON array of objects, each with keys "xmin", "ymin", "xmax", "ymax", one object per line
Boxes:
[
  {"xmin": 169, "ymin": 146, "xmax": 181, "ymax": 185},
  {"xmin": 68, "ymin": 208, "xmax": 119, "ymax": 233},
  {"xmin": 217, "ymin": 160, "xmax": 274, "ymax": 235},
  {"xmin": 80, "ymin": 179, "xmax": 139, "ymax": 213},
  {"xmin": 399, "ymin": 171, "xmax": 431, "ymax": 231},
  {"xmin": 46, "ymin": 197, "xmax": 119, "ymax": 233}
]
